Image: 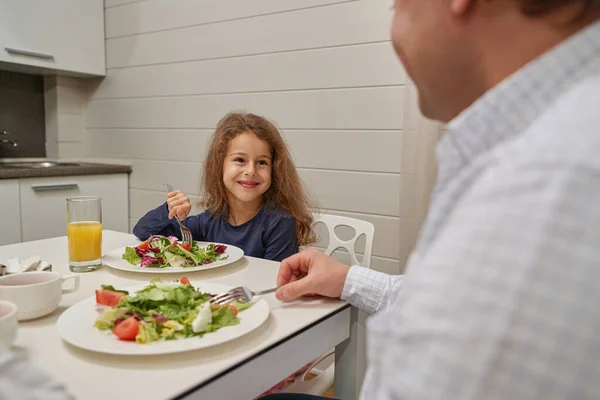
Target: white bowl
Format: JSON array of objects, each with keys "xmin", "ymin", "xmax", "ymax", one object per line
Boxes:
[
  {"xmin": 0, "ymin": 272, "xmax": 79, "ymax": 321},
  {"xmin": 0, "ymin": 301, "xmax": 17, "ymax": 348}
]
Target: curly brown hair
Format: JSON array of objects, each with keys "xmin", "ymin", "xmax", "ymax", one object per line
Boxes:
[
  {"xmin": 199, "ymin": 112, "xmax": 317, "ymax": 246},
  {"xmin": 519, "ymin": 0, "xmax": 600, "ymax": 17}
]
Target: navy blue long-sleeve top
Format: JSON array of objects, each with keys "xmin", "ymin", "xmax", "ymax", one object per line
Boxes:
[{"xmin": 132, "ymin": 203, "xmax": 298, "ymax": 262}]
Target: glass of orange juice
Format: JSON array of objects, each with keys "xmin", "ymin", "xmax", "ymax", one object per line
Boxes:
[{"xmin": 67, "ymin": 196, "xmax": 102, "ymax": 272}]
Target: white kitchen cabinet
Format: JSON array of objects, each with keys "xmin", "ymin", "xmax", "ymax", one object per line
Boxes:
[
  {"xmin": 19, "ymin": 174, "xmax": 128, "ymax": 242},
  {"xmin": 0, "ymin": 179, "xmax": 22, "ymax": 245},
  {"xmin": 0, "ymin": 0, "xmax": 105, "ymax": 76}
]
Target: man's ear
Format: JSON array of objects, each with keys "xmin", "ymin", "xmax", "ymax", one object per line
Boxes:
[{"xmin": 450, "ymin": 0, "xmax": 475, "ymax": 15}]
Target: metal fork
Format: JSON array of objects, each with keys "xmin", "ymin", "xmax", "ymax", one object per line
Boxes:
[
  {"xmin": 163, "ymin": 183, "xmax": 193, "ymax": 247},
  {"xmin": 210, "ymin": 286, "xmax": 278, "ymax": 305}
]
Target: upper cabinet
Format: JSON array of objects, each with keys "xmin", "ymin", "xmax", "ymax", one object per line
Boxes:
[{"xmin": 0, "ymin": 0, "xmax": 105, "ymax": 77}]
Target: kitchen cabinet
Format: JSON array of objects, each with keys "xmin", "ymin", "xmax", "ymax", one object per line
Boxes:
[
  {"xmin": 0, "ymin": 174, "xmax": 127, "ymax": 245},
  {"xmin": 0, "ymin": 179, "xmax": 22, "ymax": 245},
  {"xmin": 19, "ymin": 174, "xmax": 128, "ymax": 242},
  {"xmin": 0, "ymin": 0, "xmax": 105, "ymax": 76}
]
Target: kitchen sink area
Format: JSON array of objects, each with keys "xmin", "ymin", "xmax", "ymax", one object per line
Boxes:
[
  {"xmin": 0, "ymin": 159, "xmax": 131, "ymax": 179},
  {"xmin": 0, "ymin": 161, "xmax": 83, "ymax": 169}
]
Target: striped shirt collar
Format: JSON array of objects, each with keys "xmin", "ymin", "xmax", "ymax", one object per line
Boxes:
[{"xmin": 437, "ymin": 20, "xmax": 600, "ymax": 185}]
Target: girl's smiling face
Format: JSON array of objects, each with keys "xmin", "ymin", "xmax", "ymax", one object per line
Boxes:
[{"xmin": 222, "ymin": 131, "xmax": 273, "ymax": 206}]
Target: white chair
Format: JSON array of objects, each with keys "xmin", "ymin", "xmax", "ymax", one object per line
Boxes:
[{"xmin": 282, "ymin": 213, "xmax": 375, "ymax": 396}]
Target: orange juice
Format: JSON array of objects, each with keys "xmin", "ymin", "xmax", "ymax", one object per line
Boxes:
[{"xmin": 68, "ymin": 221, "xmax": 102, "ymax": 262}]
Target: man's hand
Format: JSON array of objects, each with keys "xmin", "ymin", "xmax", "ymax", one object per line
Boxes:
[{"xmin": 276, "ymin": 248, "xmax": 351, "ymax": 302}]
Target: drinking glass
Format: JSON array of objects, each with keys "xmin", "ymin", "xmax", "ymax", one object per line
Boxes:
[{"xmin": 67, "ymin": 196, "xmax": 102, "ymax": 272}]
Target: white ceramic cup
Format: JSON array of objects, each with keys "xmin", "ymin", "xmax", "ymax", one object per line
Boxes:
[
  {"xmin": 0, "ymin": 272, "xmax": 80, "ymax": 321},
  {"xmin": 0, "ymin": 301, "xmax": 17, "ymax": 348}
]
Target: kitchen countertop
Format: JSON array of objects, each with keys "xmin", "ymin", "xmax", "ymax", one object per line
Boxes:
[{"xmin": 0, "ymin": 161, "xmax": 131, "ymax": 179}]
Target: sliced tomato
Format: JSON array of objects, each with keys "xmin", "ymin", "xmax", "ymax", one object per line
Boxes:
[
  {"xmin": 180, "ymin": 276, "xmax": 191, "ymax": 286},
  {"xmin": 136, "ymin": 240, "xmax": 150, "ymax": 251},
  {"xmin": 175, "ymin": 242, "xmax": 191, "ymax": 251},
  {"xmin": 95, "ymin": 289, "xmax": 126, "ymax": 307},
  {"xmin": 113, "ymin": 316, "xmax": 139, "ymax": 341},
  {"xmin": 229, "ymin": 304, "xmax": 238, "ymax": 316}
]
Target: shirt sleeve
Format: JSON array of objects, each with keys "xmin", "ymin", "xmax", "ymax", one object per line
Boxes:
[
  {"xmin": 363, "ymin": 162, "xmax": 600, "ymax": 399},
  {"xmin": 132, "ymin": 203, "xmax": 205, "ymax": 241},
  {"xmin": 0, "ymin": 348, "xmax": 74, "ymax": 400},
  {"xmin": 132, "ymin": 203, "xmax": 178, "ymax": 240},
  {"xmin": 341, "ymin": 265, "xmax": 404, "ymax": 315},
  {"xmin": 263, "ymin": 215, "xmax": 298, "ymax": 262}
]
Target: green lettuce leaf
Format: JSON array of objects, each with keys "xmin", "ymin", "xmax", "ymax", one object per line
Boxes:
[
  {"xmin": 231, "ymin": 301, "xmax": 251, "ymax": 312},
  {"xmin": 93, "ymin": 308, "xmax": 128, "ymax": 330},
  {"xmin": 100, "ymin": 285, "xmax": 128, "ymax": 294},
  {"xmin": 135, "ymin": 321, "xmax": 160, "ymax": 344},
  {"xmin": 122, "ymin": 247, "xmax": 141, "ymax": 265},
  {"xmin": 128, "ymin": 287, "xmax": 165, "ymax": 302},
  {"xmin": 163, "ymin": 251, "xmax": 186, "ymax": 268},
  {"xmin": 157, "ymin": 303, "xmax": 191, "ymax": 320},
  {"xmin": 207, "ymin": 305, "xmax": 239, "ymax": 331},
  {"xmin": 169, "ymin": 245, "xmax": 203, "ymax": 264}
]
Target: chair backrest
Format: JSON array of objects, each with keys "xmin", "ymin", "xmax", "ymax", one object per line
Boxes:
[{"xmin": 312, "ymin": 213, "xmax": 375, "ymax": 269}]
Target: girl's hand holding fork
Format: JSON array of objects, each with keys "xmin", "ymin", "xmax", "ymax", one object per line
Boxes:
[{"xmin": 167, "ymin": 190, "xmax": 192, "ymax": 220}]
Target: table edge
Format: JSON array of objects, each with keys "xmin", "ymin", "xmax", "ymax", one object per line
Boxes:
[{"xmin": 173, "ymin": 303, "xmax": 351, "ymax": 399}]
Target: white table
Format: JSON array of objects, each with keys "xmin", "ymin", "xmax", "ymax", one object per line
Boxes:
[{"xmin": 0, "ymin": 231, "xmax": 362, "ymax": 399}]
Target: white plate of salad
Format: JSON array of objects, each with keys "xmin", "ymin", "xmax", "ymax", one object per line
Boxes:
[
  {"xmin": 57, "ymin": 277, "xmax": 270, "ymax": 355},
  {"xmin": 102, "ymin": 235, "xmax": 244, "ymax": 274}
]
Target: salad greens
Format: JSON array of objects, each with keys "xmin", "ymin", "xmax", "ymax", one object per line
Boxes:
[
  {"xmin": 100, "ymin": 285, "xmax": 128, "ymax": 294},
  {"xmin": 122, "ymin": 235, "xmax": 228, "ymax": 268},
  {"xmin": 94, "ymin": 278, "xmax": 251, "ymax": 344}
]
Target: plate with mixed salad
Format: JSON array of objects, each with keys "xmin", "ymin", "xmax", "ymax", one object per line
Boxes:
[
  {"xmin": 57, "ymin": 277, "xmax": 270, "ymax": 355},
  {"xmin": 102, "ymin": 235, "xmax": 244, "ymax": 274}
]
